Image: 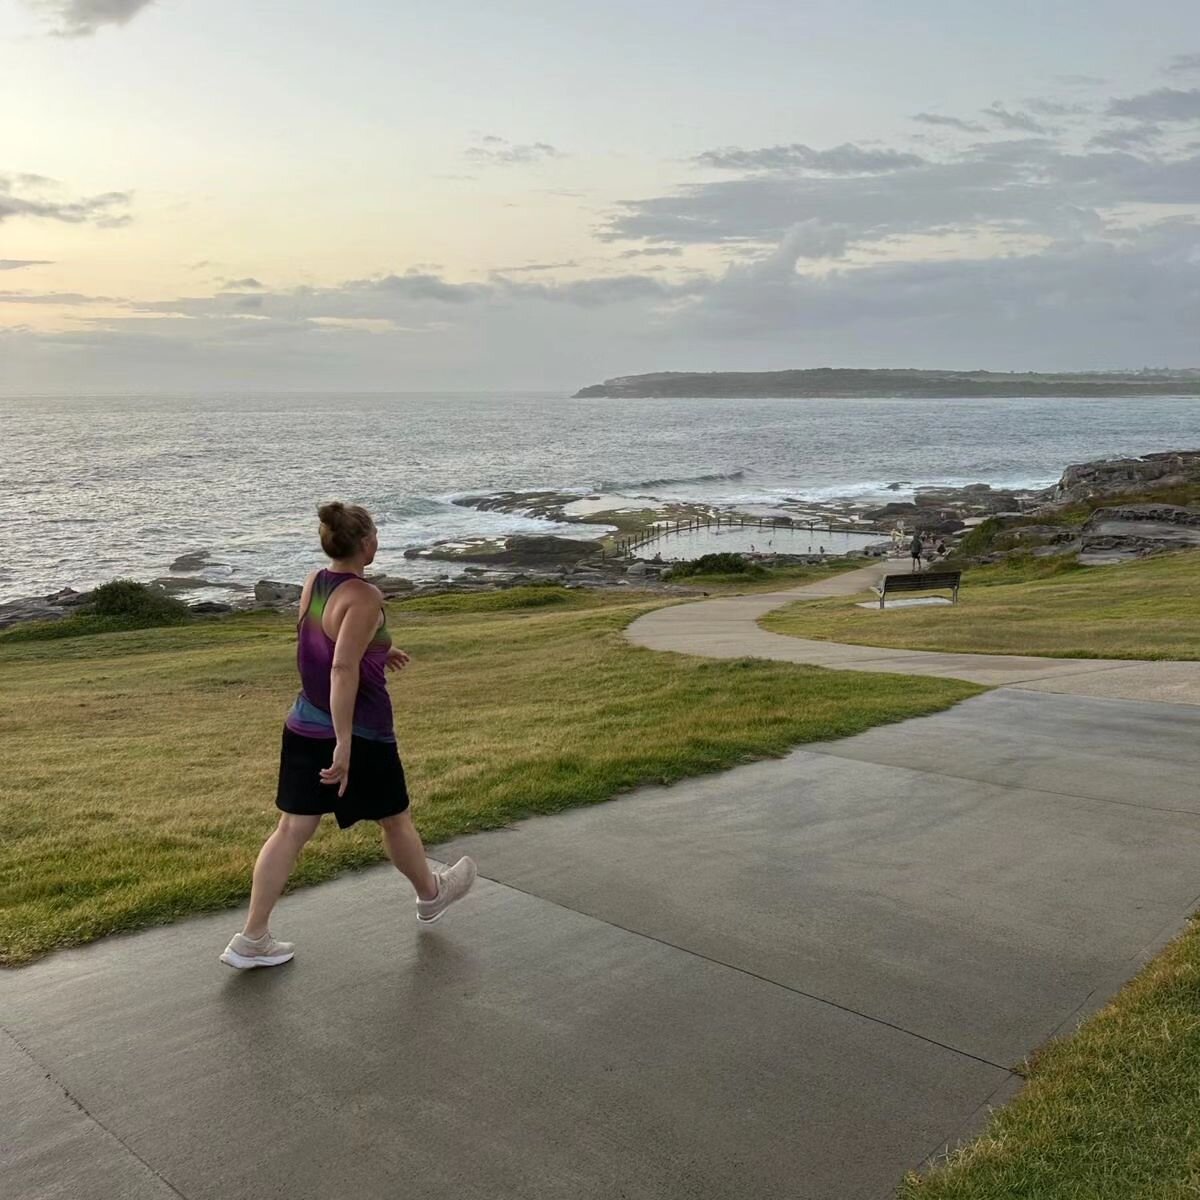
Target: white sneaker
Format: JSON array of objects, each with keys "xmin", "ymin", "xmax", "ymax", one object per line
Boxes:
[
  {"xmin": 219, "ymin": 930, "xmax": 295, "ymax": 969},
  {"xmin": 416, "ymin": 857, "xmax": 478, "ymax": 924}
]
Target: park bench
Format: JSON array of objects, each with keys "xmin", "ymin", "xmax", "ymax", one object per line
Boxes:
[{"xmin": 873, "ymin": 569, "xmax": 961, "ymax": 609}]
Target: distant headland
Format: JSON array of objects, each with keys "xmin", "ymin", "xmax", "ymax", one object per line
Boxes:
[{"xmin": 573, "ymin": 368, "xmax": 1200, "ymax": 400}]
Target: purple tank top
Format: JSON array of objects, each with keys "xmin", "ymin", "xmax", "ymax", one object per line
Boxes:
[{"xmin": 284, "ymin": 569, "xmax": 395, "ymax": 742}]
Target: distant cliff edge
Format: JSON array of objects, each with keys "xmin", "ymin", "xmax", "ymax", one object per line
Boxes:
[{"xmin": 573, "ymin": 369, "xmax": 1200, "ymax": 400}]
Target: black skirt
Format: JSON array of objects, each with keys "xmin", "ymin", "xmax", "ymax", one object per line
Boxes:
[{"xmin": 276, "ymin": 726, "xmax": 410, "ymax": 829}]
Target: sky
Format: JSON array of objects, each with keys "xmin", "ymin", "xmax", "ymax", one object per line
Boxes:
[{"xmin": 2, "ymin": 0, "xmax": 1199, "ymax": 392}]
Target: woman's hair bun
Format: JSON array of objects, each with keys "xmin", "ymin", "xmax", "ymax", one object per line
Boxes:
[{"xmin": 317, "ymin": 501, "xmax": 374, "ymax": 559}]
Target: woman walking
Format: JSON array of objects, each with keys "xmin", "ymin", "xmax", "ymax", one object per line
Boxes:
[{"xmin": 221, "ymin": 502, "xmax": 476, "ymax": 969}]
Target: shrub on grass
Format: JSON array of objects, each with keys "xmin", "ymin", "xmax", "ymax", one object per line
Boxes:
[
  {"xmin": 668, "ymin": 553, "xmax": 767, "ymax": 580},
  {"xmin": 953, "ymin": 518, "xmax": 1002, "ymax": 558},
  {"xmin": 0, "ymin": 579, "xmax": 192, "ymax": 643},
  {"xmin": 87, "ymin": 579, "xmax": 191, "ymax": 621}
]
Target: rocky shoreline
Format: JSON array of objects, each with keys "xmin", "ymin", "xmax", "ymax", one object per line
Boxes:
[{"xmin": 3, "ymin": 449, "xmax": 1197, "ymax": 634}]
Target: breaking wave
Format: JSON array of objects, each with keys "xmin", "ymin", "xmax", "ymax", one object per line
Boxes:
[
  {"xmin": 598, "ymin": 469, "xmax": 746, "ymax": 491},
  {"xmin": 373, "ymin": 496, "xmax": 454, "ymax": 522}
]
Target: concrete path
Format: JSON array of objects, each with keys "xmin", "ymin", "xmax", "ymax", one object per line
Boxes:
[
  {"xmin": 5, "ymin": 566, "xmax": 1200, "ymax": 1200},
  {"xmin": 628, "ymin": 561, "xmax": 1200, "ymax": 704}
]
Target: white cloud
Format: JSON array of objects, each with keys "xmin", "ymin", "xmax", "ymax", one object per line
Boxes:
[
  {"xmin": 695, "ymin": 143, "xmax": 925, "ymax": 174},
  {"xmin": 1165, "ymin": 53, "xmax": 1200, "ymax": 76},
  {"xmin": 601, "ymin": 134, "xmax": 1200, "ymax": 253},
  {"xmin": 27, "ymin": 0, "xmax": 156, "ymax": 37},
  {"xmin": 1109, "ymin": 87, "xmax": 1200, "ymax": 121},
  {"xmin": 464, "ymin": 136, "xmax": 564, "ymax": 166},
  {"xmin": 912, "ymin": 113, "xmax": 987, "ymax": 134},
  {"xmin": 0, "ymin": 172, "xmax": 132, "ymax": 227},
  {"xmin": 982, "ymin": 103, "xmax": 1051, "ymax": 134}
]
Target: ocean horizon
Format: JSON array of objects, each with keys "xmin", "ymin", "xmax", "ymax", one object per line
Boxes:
[{"xmin": 2, "ymin": 390, "xmax": 1196, "ymax": 603}]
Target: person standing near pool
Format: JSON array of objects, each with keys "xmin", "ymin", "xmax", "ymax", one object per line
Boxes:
[
  {"xmin": 220, "ymin": 501, "xmax": 476, "ymax": 969},
  {"xmin": 909, "ymin": 531, "xmax": 924, "ymax": 572}
]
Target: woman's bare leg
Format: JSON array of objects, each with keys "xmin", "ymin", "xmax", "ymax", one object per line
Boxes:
[
  {"xmin": 243, "ymin": 813, "xmax": 321, "ymax": 938},
  {"xmin": 379, "ymin": 812, "xmax": 438, "ymax": 901}
]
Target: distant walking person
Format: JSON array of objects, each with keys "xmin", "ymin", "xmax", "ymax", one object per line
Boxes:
[
  {"xmin": 909, "ymin": 532, "xmax": 924, "ymax": 572},
  {"xmin": 221, "ymin": 502, "xmax": 476, "ymax": 969}
]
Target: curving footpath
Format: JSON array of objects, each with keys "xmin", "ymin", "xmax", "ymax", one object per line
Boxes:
[
  {"xmin": 5, "ymin": 563, "xmax": 1200, "ymax": 1200},
  {"xmin": 628, "ymin": 560, "xmax": 1200, "ymax": 704}
]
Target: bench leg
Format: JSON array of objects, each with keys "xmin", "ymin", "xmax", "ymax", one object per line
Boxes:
[{"xmin": 879, "ymin": 594, "xmax": 885, "ymax": 610}]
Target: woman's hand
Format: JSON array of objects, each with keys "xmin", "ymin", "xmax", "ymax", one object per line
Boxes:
[
  {"xmin": 320, "ymin": 740, "xmax": 351, "ymax": 797},
  {"xmin": 385, "ymin": 647, "xmax": 411, "ymax": 673}
]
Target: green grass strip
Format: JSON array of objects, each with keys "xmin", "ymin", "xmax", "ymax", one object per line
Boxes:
[
  {"xmin": 761, "ymin": 551, "xmax": 1200, "ymax": 660},
  {"xmin": 901, "ymin": 914, "xmax": 1200, "ymax": 1199}
]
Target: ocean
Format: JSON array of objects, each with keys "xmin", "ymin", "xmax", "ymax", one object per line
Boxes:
[{"xmin": 1, "ymin": 391, "xmax": 1196, "ymax": 603}]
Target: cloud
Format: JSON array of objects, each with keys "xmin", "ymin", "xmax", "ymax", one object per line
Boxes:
[
  {"xmin": 27, "ymin": 0, "xmax": 157, "ymax": 37},
  {"xmin": 601, "ymin": 132, "xmax": 1200, "ymax": 253},
  {"xmin": 0, "ymin": 290, "xmax": 118, "ymax": 304},
  {"xmin": 619, "ymin": 246, "xmax": 684, "ymax": 258},
  {"xmin": 911, "ymin": 113, "xmax": 987, "ymax": 133},
  {"xmin": 117, "ymin": 265, "xmax": 690, "ymax": 328},
  {"xmin": 489, "ymin": 261, "xmax": 579, "ymax": 274},
  {"xmin": 464, "ymin": 137, "xmax": 564, "ymax": 166},
  {"xmin": 356, "ymin": 271, "xmax": 491, "ymax": 303},
  {"xmin": 982, "ymin": 104, "xmax": 1049, "ymax": 133},
  {"xmin": 676, "ymin": 217, "xmax": 1200, "ymax": 364},
  {"xmin": 11, "ymin": 77, "xmax": 1200, "ymax": 390},
  {"xmin": 308, "ymin": 317, "xmax": 402, "ymax": 334},
  {"xmin": 1026, "ymin": 98, "xmax": 1089, "ymax": 117},
  {"xmin": 500, "ymin": 273, "xmax": 700, "ymax": 307},
  {"xmin": 1089, "ymin": 123, "xmax": 1162, "ymax": 151},
  {"xmin": 1109, "ymin": 87, "xmax": 1200, "ymax": 121},
  {"xmin": 10, "ymin": 214, "xmax": 1200, "ymax": 391},
  {"xmin": 0, "ymin": 173, "xmax": 132, "ymax": 227},
  {"xmin": 0, "ymin": 259, "xmax": 53, "ymax": 270},
  {"xmin": 1166, "ymin": 53, "xmax": 1200, "ymax": 76},
  {"xmin": 695, "ymin": 142, "xmax": 925, "ymax": 173}
]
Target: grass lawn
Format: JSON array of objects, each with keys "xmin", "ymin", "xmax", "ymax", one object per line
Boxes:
[
  {"xmin": 0, "ymin": 585, "xmax": 978, "ymax": 965},
  {"xmin": 901, "ymin": 913, "xmax": 1200, "ymax": 1200},
  {"xmin": 761, "ymin": 551, "xmax": 1200, "ymax": 660},
  {"xmin": 667, "ymin": 558, "xmax": 860, "ymax": 593}
]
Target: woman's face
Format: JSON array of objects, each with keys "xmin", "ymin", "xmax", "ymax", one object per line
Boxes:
[{"xmin": 363, "ymin": 528, "xmax": 379, "ymax": 566}]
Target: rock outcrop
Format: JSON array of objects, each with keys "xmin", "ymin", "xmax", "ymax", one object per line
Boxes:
[
  {"xmin": 1079, "ymin": 504, "xmax": 1200, "ymax": 564},
  {"xmin": 365, "ymin": 574, "xmax": 416, "ymax": 595},
  {"xmin": 254, "ymin": 580, "xmax": 302, "ymax": 605},
  {"xmin": 1044, "ymin": 450, "xmax": 1200, "ymax": 506}
]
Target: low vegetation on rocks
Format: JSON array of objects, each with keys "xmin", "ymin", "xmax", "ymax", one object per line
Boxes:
[
  {"xmin": 666, "ymin": 552, "xmax": 768, "ymax": 579},
  {"xmin": 0, "ymin": 579, "xmax": 193, "ymax": 643}
]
